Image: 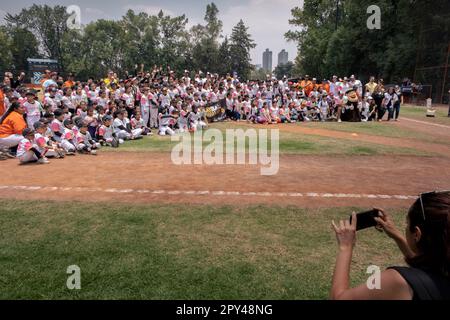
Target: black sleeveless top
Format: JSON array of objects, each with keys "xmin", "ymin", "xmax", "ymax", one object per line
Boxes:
[{"xmin": 389, "ymin": 266, "xmax": 450, "ymax": 300}]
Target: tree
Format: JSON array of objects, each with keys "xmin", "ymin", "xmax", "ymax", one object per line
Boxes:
[
  {"xmin": 286, "ymin": 0, "xmax": 450, "ymax": 83},
  {"xmin": 7, "ymin": 27, "xmax": 40, "ymax": 71},
  {"xmin": 78, "ymin": 20, "xmax": 128, "ymax": 78},
  {"xmin": 121, "ymin": 10, "xmax": 160, "ymax": 71},
  {"xmin": 5, "ymin": 5, "xmax": 71, "ymax": 71},
  {"xmin": 218, "ymin": 36, "xmax": 232, "ymax": 75},
  {"xmin": 156, "ymin": 10, "xmax": 190, "ymax": 70},
  {"xmin": 274, "ymin": 61, "xmax": 295, "ymax": 79},
  {"xmin": 250, "ymin": 67, "xmax": 269, "ymax": 81},
  {"xmin": 0, "ymin": 27, "xmax": 13, "ymax": 73},
  {"xmin": 204, "ymin": 3, "xmax": 222, "ymax": 40},
  {"xmin": 229, "ymin": 20, "xmax": 256, "ymax": 81},
  {"xmin": 191, "ymin": 3, "xmax": 223, "ymax": 73}
]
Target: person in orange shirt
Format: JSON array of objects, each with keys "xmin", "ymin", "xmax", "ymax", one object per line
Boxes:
[
  {"xmin": 0, "ymin": 86, "xmax": 5, "ymax": 116},
  {"xmin": 321, "ymin": 79, "xmax": 330, "ymax": 94},
  {"xmin": 64, "ymin": 73, "xmax": 75, "ymax": 88},
  {"xmin": 303, "ymin": 75, "xmax": 314, "ymax": 97},
  {"xmin": 0, "ymin": 102, "xmax": 28, "ymax": 149}
]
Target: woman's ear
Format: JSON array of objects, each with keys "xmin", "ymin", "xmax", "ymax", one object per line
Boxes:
[{"xmin": 413, "ymin": 226, "xmax": 422, "ymax": 243}]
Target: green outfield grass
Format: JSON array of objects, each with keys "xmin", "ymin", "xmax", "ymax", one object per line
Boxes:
[
  {"xmin": 104, "ymin": 123, "xmax": 433, "ymax": 157},
  {"xmin": 0, "ymin": 199, "xmax": 407, "ymax": 300},
  {"xmin": 401, "ymin": 105, "xmax": 450, "ymax": 125},
  {"xmin": 302, "ymin": 121, "xmax": 450, "ymax": 147}
]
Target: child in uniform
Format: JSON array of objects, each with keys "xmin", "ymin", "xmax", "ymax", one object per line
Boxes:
[
  {"xmin": 17, "ymin": 128, "xmax": 49, "ymax": 164},
  {"xmin": 75, "ymin": 121, "xmax": 100, "ymax": 155}
]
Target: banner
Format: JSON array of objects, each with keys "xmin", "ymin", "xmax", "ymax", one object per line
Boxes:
[{"xmin": 27, "ymin": 58, "xmax": 59, "ymax": 85}]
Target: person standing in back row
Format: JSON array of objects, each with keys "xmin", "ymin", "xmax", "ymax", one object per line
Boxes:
[{"xmin": 393, "ymin": 85, "xmax": 403, "ymax": 121}]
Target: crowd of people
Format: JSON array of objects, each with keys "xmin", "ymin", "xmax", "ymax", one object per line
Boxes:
[{"xmin": 0, "ymin": 66, "xmax": 404, "ymax": 163}]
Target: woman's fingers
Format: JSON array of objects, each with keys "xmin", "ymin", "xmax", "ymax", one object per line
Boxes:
[
  {"xmin": 374, "ymin": 208, "xmax": 386, "ymax": 219},
  {"xmin": 344, "ymin": 218, "xmax": 351, "ymax": 229},
  {"xmin": 331, "ymin": 220, "xmax": 339, "ymax": 233},
  {"xmin": 350, "ymin": 212, "xmax": 357, "ymax": 230},
  {"xmin": 374, "ymin": 217, "xmax": 386, "ymax": 227}
]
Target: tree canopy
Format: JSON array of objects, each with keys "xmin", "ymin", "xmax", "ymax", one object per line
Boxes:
[
  {"xmin": 286, "ymin": 0, "xmax": 450, "ymax": 83},
  {"xmin": 0, "ymin": 2, "xmax": 256, "ymax": 81}
]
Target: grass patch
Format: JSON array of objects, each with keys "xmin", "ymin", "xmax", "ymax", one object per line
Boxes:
[
  {"xmin": 104, "ymin": 123, "xmax": 431, "ymax": 157},
  {"xmin": 401, "ymin": 105, "xmax": 450, "ymax": 126},
  {"xmin": 302, "ymin": 121, "xmax": 450, "ymax": 146},
  {"xmin": 0, "ymin": 199, "xmax": 408, "ymax": 299}
]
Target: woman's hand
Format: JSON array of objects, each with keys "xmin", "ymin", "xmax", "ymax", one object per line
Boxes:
[
  {"xmin": 332, "ymin": 212, "xmax": 357, "ymax": 251},
  {"xmin": 373, "ymin": 208, "xmax": 402, "ymax": 240}
]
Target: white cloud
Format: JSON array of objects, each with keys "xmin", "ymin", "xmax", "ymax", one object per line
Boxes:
[
  {"xmin": 123, "ymin": 5, "xmax": 175, "ymax": 17},
  {"xmin": 85, "ymin": 8, "xmax": 106, "ymax": 16},
  {"xmin": 219, "ymin": 0, "xmax": 303, "ymax": 64}
]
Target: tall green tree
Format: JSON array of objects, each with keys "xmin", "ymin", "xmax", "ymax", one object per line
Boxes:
[
  {"xmin": 191, "ymin": 3, "xmax": 223, "ymax": 73},
  {"xmin": 5, "ymin": 5, "xmax": 71, "ymax": 71},
  {"xmin": 286, "ymin": 0, "xmax": 450, "ymax": 83},
  {"xmin": 274, "ymin": 61, "xmax": 295, "ymax": 79},
  {"xmin": 0, "ymin": 27, "xmax": 13, "ymax": 73},
  {"xmin": 218, "ymin": 36, "xmax": 232, "ymax": 75},
  {"xmin": 229, "ymin": 20, "xmax": 256, "ymax": 81},
  {"xmin": 121, "ymin": 10, "xmax": 161, "ymax": 71},
  {"xmin": 7, "ymin": 27, "xmax": 40, "ymax": 71}
]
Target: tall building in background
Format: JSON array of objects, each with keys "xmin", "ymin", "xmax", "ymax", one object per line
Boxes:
[
  {"xmin": 262, "ymin": 49, "xmax": 273, "ymax": 72},
  {"xmin": 277, "ymin": 49, "xmax": 289, "ymax": 66}
]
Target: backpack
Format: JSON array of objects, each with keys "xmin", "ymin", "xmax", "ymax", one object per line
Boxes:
[{"xmin": 389, "ymin": 267, "xmax": 450, "ymax": 300}]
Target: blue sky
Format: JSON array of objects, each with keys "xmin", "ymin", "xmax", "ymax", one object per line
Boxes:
[{"xmin": 0, "ymin": 0, "xmax": 303, "ymax": 65}]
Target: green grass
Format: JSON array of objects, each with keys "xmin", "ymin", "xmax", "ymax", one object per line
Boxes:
[
  {"xmin": 104, "ymin": 123, "xmax": 432, "ymax": 157},
  {"xmin": 401, "ymin": 105, "xmax": 450, "ymax": 126},
  {"xmin": 302, "ymin": 120, "xmax": 450, "ymax": 147},
  {"xmin": 0, "ymin": 199, "xmax": 407, "ymax": 300}
]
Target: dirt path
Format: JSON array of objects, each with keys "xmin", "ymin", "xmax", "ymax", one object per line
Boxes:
[
  {"xmin": 1, "ymin": 153, "xmax": 449, "ymax": 208},
  {"xmin": 241, "ymin": 122, "xmax": 450, "ymax": 157}
]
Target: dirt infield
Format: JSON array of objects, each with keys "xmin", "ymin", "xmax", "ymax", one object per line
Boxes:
[{"xmin": 1, "ymin": 152, "xmax": 449, "ymax": 208}]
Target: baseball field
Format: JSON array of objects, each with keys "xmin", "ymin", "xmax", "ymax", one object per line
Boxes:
[{"xmin": 1, "ymin": 105, "xmax": 449, "ymax": 299}]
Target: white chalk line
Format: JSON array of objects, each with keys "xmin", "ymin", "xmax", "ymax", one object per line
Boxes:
[
  {"xmin": 401, "ymin": 117, "xmax": 450, "ymax": 129},
  {"xmin": 0, "ymin": 185, "xmax": 416, "ymax": 200}
]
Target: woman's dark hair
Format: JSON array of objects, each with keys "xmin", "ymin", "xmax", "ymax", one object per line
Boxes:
[
  {"xmin": 0, "ymin": 102, "xmax": 25, "ymax": 125},
  {"xmin": 406, "ymin": 192, "xmax": 450, "ymax": 277}
]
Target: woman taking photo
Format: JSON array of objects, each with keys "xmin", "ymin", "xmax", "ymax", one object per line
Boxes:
[{"xmin": 331, "ymin": 191, "xmax": 450, "ymax": 300}]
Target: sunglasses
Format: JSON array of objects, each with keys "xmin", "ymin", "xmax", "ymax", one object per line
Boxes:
[{"xmin": 419, "ymin": 190, "xmax": 450, "ymax": 221}]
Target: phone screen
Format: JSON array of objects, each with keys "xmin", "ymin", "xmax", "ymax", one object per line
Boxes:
[{"xmin": 350, "ymin": 209, "xmax": 380, "ymax": 231}]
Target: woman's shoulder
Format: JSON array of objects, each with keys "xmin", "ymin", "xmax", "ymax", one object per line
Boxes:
[{"xmin": 388, "ymin": 266, "xmax": 450, "ymax": 300}]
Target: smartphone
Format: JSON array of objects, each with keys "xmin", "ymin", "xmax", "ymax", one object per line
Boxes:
[{"xmin": 350, "ymin": 209, "xmax": 380, "ymax": 231}]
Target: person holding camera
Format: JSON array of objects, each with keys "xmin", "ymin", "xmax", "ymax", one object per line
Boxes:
[{"xmin": 330, "ymin": 191, "xmax": 450, "ymax": 300}]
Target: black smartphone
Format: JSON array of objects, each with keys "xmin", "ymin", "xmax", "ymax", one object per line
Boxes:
[{"xmin": 350, "ymin": 209, "xmax": 380, "ymax": 231}]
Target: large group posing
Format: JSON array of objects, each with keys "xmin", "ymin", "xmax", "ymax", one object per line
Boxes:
[{"xmin": 0, "ymin": 67, "xmax": 403, "ymax": 164}]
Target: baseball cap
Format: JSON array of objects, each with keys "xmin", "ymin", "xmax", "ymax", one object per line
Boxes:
[
  {"xmin": 102, "ymin": 115, "xmax": 113, "ymax": 122},
  {"xmin": 22, "ymin": 128, "xmax": 35, "ymax": 136},
  {"xmin": 33, "ymin": 121, "xmax": 46, "ymax": 130}
]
